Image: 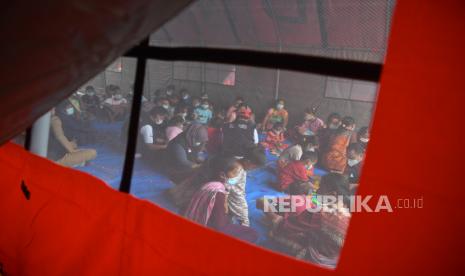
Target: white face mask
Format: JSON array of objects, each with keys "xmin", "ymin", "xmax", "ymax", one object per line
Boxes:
[
  {"xmin": 304, "ymin": 129, "xmax": 314, "ymax": 136},
  {"xmin": 114, "ymin": 94, "xmax": 123, "ymax": 100},
  {"xmin": 182, "ymin": 95, "xmax": 189, "ymax": 100},
  {"xmin": 306, "ymin": 147, "xmax": 316, "ymax": 152},
  {"xmin": 180, "ymin": 113, "xmax": 187, "ymax": 119},
  {"xmin": 66, "ymin": 107, "xmax": 74, "ymax": 116},
  {"xmin": 348, "ymin": 159, "xmax": 361, "ymax": 167},
  {"xmin": 162, "ymin": 104, "xmax": 170, "ymax": 110},
  {"xmin": 154, "ymin": 118, "xmax": 163, "ymax": 125},
  {"xmin": 201, "ymin": 104, "xmax": 209, "ymax": 109},
  {"xmin": 276, "ymin": 104, "xmax": 284, "ymax": 110},
  {"xmin": 305, "ymin": 115, "xmax": 315, "ymax": 121},
  {"xmin": 360, "ymin": 137, "xmax": 369, "ymax": 143},
  {"xmin": 166, "ymin": 90, "xmax": 173, "ymax": 96},
  {"xmin": 87, "ymin": 91, "xmax": 95, "ymax": 96}
]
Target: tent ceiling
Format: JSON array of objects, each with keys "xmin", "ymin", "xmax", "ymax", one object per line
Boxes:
[{"xmin": 151, "ymin": 0, "xmax": 395, "ymax": 62}]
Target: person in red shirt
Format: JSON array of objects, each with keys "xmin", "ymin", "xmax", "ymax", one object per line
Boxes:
[
  {"xmin": 206, "ymin": 115, "xmax": 224, "ymax": 155},
  {"xmin": 261, "ymin": 122, "xmax": 288, "ymax": 155},
  {"xmin": 277, "ymin": 151, "xmax": 318, "ymax": 192}
]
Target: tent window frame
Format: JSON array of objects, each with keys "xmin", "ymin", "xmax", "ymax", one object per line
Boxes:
[{"xmin": 113, "ymin": 42, "xmax": 383, "ymax": 193}]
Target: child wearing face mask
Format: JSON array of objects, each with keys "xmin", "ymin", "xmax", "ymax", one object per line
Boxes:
[
  {"xmin": 80, "ymin": 86, "xmax": 101, "ymax": 119},
  {"xmin": 102, "ymin": 85, "xmax": 128, "ymax": 121},
  {"xmin": 157, "ymin": 98, "xmax": 174, "ymax": 119},
  {"xmin": 194, "ymin": 99, "xmax": 213, "ymax": 125},
  {"xmin": 261, "ymin": 122, "xmax": 288, "ymax": 155},
  {"xmin": 345, "ymin": 143, "xmax": 365, "ymax": 193},
  {"xmin": 165, "ymin": 84, "xmax": 175, "ymax": 97},
  {"xmin": 276, "ymin": 152, "xmax": 317, "ymax": 192},
  {"xmin": 179, "ymin": 89, "xmax": 191, "ymax": 105},
  {"xmin": 357, "ymin": 126, "xmax": 370, "ymax": 152},
  {"xmin": 183, "ymin": 157, "xmax": 257, "ymax": 242},
  {"xmin": 261, "ymin": 99, "xmax": 289, "ymax": 131}
]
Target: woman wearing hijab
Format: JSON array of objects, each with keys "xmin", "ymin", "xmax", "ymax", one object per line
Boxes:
[
  {"xmin": 183, "ymin": 156, "xmax": 258, "ymax": 243},
  {"xmin": 164, "ymin": 123, "xmax": 209, "ymax": 182}
]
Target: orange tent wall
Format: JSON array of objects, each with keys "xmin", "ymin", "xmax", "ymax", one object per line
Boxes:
[{"xmin": 1, "ymin": 0, "xmax": 465, "ymax": 275}]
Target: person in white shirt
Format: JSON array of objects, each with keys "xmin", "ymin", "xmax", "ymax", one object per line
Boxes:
[{"xmin": 140, "ymin": 107, "xmax": 169, "ymax": 149}]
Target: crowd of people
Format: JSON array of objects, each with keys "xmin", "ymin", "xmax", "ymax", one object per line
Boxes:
[{"xmin": 48, "ymin": 83, "xmax": 371, "ymax": 267}]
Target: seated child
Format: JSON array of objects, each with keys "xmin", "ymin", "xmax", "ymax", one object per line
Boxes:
[
  {"xmin": 277, "ymin": 151, "xmax": 318, "ymax": 192},
  {"xmin": 174, "ymin": 104, "xmax": 189, "ymax": 121},
  {"xmin": 261, "ymin": 122, "xmax": 288, "ymax": 155},
  {"xmin": 194, "ymin": 99, "xmax": 213, "ymax": 125},
  {"xmin": 345, "ymin": 142, "xmax": 365, "ymax": 193},
  {"xmin": 102, "ymin": 85, "xmax": 129, "ymax": 121},
  {"xmin": 294, "ymin": 107, "xmax": 325, "ymax": 139},
  {"xmin": 356, "ymin": 126, "xmax": 370, "ymax": 152},
  {"xmin": 165, "ymin": 115, "xmax": 185, "ymax": 142},
  {"xmin": 80, "ymin": 86, "xmax": 102, "ymax": 120},
  {"xmin": 277, "ymin": 136, "xmax": 320, "ymax": 170}
]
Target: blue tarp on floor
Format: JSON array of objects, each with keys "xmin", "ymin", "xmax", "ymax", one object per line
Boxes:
[{"xmin": 75, "ymin": 123, "xmax": 325, "ymax": 247}]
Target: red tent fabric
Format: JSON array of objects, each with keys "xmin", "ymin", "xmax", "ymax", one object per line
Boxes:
[
  {"xmin": 0, "ymin": 0, "xmax": 192, "ymax": 145},
  {"xmin": 1, "ymin": 0, "xmax": 465, "ymax": 275}
]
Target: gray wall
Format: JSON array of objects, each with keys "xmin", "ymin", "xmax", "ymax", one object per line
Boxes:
[{"xmin": 79, "ymin": 58, "xmax": 376, "ymax": 130}]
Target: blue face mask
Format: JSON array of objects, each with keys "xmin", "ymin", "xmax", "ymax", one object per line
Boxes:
[{"xmin": 226, "ymin": 172, "xmax": 241, "ymax": 185}]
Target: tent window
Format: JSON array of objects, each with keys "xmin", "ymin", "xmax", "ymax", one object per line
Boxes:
[{"xmin": 325, "ymin": 77, "xmax": 377, "ymax": 102}]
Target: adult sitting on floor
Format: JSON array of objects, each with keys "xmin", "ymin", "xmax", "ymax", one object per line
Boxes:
[
  {"xmin": 164, "ymin": 123, "xmax": 209, "ymax": 183},
  {"xmin": 222, "ymin": 104, "xmax": 264, "ymax": 164},
  {"xmin": 48, "ymin": 103, "xmax": 97, "ymax": 167},
  {"xmin": 170, "ymin": 151, "xmax": 263, "ymax": 227},
  {"xmin": 54, "ymin": 99, "xmax": 96, "ymax": 144},
  {"xmin": 183, "ymin": 156, "xmax": 258, "ymax": 243}
]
